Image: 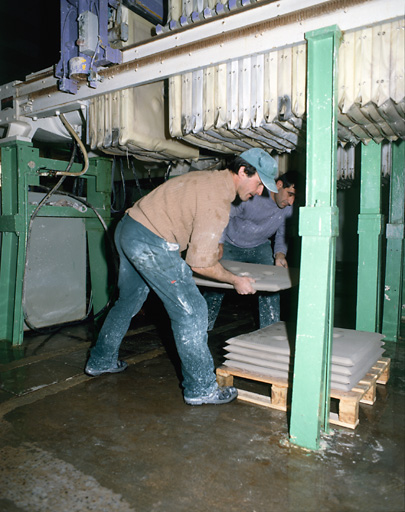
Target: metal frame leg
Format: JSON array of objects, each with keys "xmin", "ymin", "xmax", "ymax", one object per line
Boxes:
[
  {"xmin": 356, "ymin": 141, "xmax": 384, "ymax": 332},
  {"xmin": 382, "ymin": 140, "xmax": 404, "ymax": 341},
  {"xmin": 0, "ymin": 142, "xmax": 39, "ymax": 345},
  {"xmin": 85, "ymin": 157, "xmax": 113, "ymax": 321},
  {"xmin": 289, "ymin": 25, "xmax": 341, "ymax": 450}
]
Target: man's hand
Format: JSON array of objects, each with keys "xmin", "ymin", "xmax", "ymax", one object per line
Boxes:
[
  {"xmin": 218, "ymin": 243, "xmax": 224, "ymax": 260},
  {"xmin": 232, "ymin": 275, "xmax": 256, "ymax": 295},
  {"xmin": 192, "ymin": 262, "xmax": 256, "ymax": 295},
  {"xmin": 274, "ymin": 252, "xmax": 288, "ymax": 268}
]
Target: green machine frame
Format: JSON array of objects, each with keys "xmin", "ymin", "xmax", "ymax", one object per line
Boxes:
[{"xmin": 0, "ymin": 140, "xmax": 113, "ymax": 346}]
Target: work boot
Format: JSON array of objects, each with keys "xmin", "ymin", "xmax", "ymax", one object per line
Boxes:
[
  {"xmin": 85, "ymin": 360, "xmax": 128, "ymax": 377},
  {"xmin": 184, "ymin": 386, "xmax": 238, "ymax": 405}
]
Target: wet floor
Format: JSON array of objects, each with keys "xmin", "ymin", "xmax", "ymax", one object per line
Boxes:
[{"xmin": 0, "ymin": 292, "xmax": 404, "ymax": 512}]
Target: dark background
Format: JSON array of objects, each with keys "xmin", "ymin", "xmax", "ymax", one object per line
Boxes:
[{"xmin": 0, "ymin": 1, "xmax": 60, "ymax": 86}]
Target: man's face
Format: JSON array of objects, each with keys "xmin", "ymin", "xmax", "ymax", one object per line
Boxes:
[
  {"xmin": 274, "ymin": 181, "xmax": 296, "ymax": 208},
  {"xmin": 236, "ymin": 168, "xmax": 265, "ymax": 201}
]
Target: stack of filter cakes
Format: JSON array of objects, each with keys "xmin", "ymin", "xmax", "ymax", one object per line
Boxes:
[{"xmin": 223, "ymin": 322, "xmax": 385, "ymax": 391}]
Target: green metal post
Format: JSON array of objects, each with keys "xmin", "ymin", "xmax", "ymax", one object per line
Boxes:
[
  {"xmin": 289, "ymin": 25, "xmax": 341, "ymax": 451},
  {"xmin": 0, "ymin": 142, "xmax": 39, "ymax": 344},
  {"xmin": 85, "ymin": 157, "xmax": 113, "ymax": 322},
  {"xmin": 382, "ymin": 140, "xmax": 404, "ymax": 341},
  {"xmin": 356, "ymin": 141, "xmax": 384, "ymax": 332}
]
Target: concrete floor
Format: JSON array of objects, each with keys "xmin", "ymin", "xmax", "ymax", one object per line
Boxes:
[{"xmin": 0, "ymin": 290, "xmax": 404, "ymax": 512}]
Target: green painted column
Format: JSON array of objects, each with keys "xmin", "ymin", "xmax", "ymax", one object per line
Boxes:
[
  {"xmin": 382, "ymin": 140, "xmax": 404, "ymax": 341},
  {"xmin": 356, "ymin": 141, "xmax": 384, "ymax": 332},
  {"xmin": 85, "ymin": 157, "xmax": 113, "ymax": 323},
  {"xmin": 0, "ymin": 142, "xmax": 39, "ymax": 345},
  {"xmin": 289, "ymin": 25, "xmax": 341, "ymax": 451}
]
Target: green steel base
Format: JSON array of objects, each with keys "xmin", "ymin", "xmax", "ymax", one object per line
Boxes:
[{"xmin": 0, "ymin": 141, "xmax": 112, "ymax": 345}]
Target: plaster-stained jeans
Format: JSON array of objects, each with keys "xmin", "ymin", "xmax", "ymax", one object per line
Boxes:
[
  {"xmin": 87, "ymin": 215, "xmax": 217, "ymax": 400},
  {"xmin": 204, "ymin": 240, "xmax": 281, "ymax": 330}
]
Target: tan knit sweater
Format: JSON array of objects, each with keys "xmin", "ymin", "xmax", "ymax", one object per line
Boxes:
[{"xmin": 126, "ymin": 170, "xmax": 236, "ymax": 268}]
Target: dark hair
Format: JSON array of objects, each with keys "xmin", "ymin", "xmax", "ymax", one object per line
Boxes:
[
  {"xmin": 277, "ymin": 170, "xmax": 303, "ymax": 191},
  {"xmin": 228, "ymin": 156, "xmax": 257, "ymax": 177}
]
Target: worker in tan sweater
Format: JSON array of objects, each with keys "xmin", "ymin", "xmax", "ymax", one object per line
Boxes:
[{"xmin": 85, "ymin": 148, "xmax": 278, "ymax": 405}]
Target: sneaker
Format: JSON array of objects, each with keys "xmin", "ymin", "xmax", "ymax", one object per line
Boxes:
[
  {"xmin": 184, "ymin": 386, "xmax": 238, "ymax": 406},
  {"xmin": 85, "ymin": 360, "xmax": 128, "ymax": 377}
]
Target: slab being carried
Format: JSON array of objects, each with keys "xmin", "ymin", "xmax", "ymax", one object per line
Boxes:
[{"xmin": 193, "ymin": 260, "xmax": 299, "ymax": 292}]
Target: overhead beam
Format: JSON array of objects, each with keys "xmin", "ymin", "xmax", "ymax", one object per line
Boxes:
[{"xmin": 0, "ymin": 0, "xmax": 402, "ymax": 124}]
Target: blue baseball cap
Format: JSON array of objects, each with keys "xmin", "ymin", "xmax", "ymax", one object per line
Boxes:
[{"xmin": 239, "ymin": 148, "xmax": 278, "ymax": 193}]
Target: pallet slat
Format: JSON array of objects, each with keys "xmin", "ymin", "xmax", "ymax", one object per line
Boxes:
[{"xmin": 216, "ymin": 357, "xmax": 390, "ymax": 429}]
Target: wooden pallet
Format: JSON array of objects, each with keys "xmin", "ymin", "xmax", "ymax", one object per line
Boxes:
[{"xmin": 216, "ymin": 357, "xmax": 390, "ymax": 430}]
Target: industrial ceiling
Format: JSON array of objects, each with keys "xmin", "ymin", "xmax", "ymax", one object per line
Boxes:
[{"xmin": 0, "ymin": 0, "xmax": 403, "ymax": 178}]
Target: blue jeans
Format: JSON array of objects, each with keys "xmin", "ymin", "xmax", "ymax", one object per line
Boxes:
[
  {"xmin": 204, "ymin": 241, "xmax": 280, "ymax": 330},
  {"xmin": 87, "ymin": 215, "xmax": 217, "ymax": 400}
]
